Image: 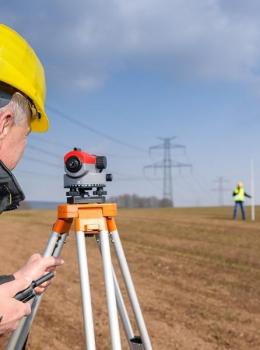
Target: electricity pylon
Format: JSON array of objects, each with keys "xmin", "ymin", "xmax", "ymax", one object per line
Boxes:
[
  {"xmin": 144, "ymin": 137, "xmax": 192, "ymax": 207},
  {"xmin": 212, "ymin": 176, "xmax": 230, "ymax": 206}
]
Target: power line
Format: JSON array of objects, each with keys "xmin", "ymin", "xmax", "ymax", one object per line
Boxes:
[
  {"xmin": 47, "ymin": 105, "xmax": 147, "ymax": 153},
  {"xmin": 169, "ymin": 174, "xmax": 200, "ymax": 205},
  {"xmin": 27, "ymin": 145, "xmax": 61, "ymax": 159},
  {"xmin": 22, "ymin": 156, "xmax": 62, "ymax": 169},
  {"xmin": 183, "ymin": 151, "xmax": 212, "ymax": 197},
  {"xmin": 29, "ymin": 137, "xmax": 147, "ymax": 160},
  {"xmin": 29, "ymin": 135, "xmax": 68, "ymax": 149},
  {"xmin": 21, "ymin": 156, "xmax": 151, "ymax": 184},
  {"xmin": 15, "ymin": 169, "xmax": 60, "ymax": 178},
  {"xmin": 25, "ymin": 143, "xmax": 154, "ymax": 197}
]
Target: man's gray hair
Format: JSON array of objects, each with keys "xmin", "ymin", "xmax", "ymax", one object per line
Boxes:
[{"xmin": 0, "ymin": 93, "xmax": 30, "ymax": 125}]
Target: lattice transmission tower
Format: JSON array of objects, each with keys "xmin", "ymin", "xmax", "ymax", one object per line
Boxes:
[
  {"xmin": 212, "ymin": 176, "xmax": 230, "ymax": 206},
  {"xmin": 144, "ymin": 137, "xmax": 192, "ymax": 207}
]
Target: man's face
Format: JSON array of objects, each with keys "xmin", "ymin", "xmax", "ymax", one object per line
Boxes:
[{"xmin": 0, "ymin": 112, "xmax": 30, "ymax": 170}]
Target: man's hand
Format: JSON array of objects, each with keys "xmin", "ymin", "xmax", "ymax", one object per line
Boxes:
[
  {"xmin": 13, "ymin": 254, "xmax": 64, "ymax": 294},
  {"xmin": 0, "ymin": 278, "xmax": 31, "ymax": 335}
]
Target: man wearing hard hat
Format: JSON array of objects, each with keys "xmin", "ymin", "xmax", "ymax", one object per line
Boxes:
[
  {"xmin": 0, "ymin": 24, "xmax": 63, "ymax": 335},
  {"xmin": 232, "ymin": 182, "xmax": 251, "ymax": 220}
]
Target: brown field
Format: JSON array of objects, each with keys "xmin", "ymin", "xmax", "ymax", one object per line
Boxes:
[{"xmin": 0, "ymin": 206, "xmax": 260, "ymax": 349}]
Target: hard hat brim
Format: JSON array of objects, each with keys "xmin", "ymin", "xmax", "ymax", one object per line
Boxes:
[{"xmin": 30, "ymin": 110, "xmax": 49, "ymax": 132}]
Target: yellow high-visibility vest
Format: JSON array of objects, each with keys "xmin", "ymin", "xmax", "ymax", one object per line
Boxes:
[{"xmin": 233, "ymin": 187, "xmax": 245, "ymax": 201}]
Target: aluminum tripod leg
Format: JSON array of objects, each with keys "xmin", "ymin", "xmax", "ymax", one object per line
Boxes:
[
  {"xmin": 112, "ymin": 270, "xmax": 135, "ymax": 342},
  {"xmin": 96, "ymin": 237, "xmax": 134, "ymax": 343},
  {"xmin": 6, "ymin": 232, "xmax": 67, "ymax": 350},
  {"xmin": 76, "ymin": 231, "xmax": 95, "ymax": 350},
  {"xmin": 100, "ymin": 230, "xmax": 122, "ymax": 350},
  {"xmin": 111, "ymin": 231, "xmax": 152, "ymax": 350}
]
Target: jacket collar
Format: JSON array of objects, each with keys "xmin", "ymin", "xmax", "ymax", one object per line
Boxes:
[{"xmin": 0, "ymin": 161, "xmax": 25, "ymax": 213}]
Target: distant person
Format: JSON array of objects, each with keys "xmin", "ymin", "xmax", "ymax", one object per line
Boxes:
[
  {"xmin": 0, "ymin": 24, "xmax": 63, "ymax": 335},
  {"xmin": 232, "ymin": 182, "xmax": 251, "ymax": 220}
]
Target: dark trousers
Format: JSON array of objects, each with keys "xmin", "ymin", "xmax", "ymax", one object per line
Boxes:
[{"xmin": 233, "ymin": 201, "xmax": 246, "ymax": 220}]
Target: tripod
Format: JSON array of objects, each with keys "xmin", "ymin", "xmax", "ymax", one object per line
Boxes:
[{"xmin": 6, "ymin": 202, "xmax": 153, "ymax": 350}]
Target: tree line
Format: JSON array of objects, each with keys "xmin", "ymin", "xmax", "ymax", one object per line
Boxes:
[{"xmin": 108, "ymin": 194, "xmax": 173, "ymax": 208}]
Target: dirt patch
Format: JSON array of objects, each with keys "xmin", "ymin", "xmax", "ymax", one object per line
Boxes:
[{"xmin": 0, "ymin": 206, "xmax": 260, "ymax": 349}]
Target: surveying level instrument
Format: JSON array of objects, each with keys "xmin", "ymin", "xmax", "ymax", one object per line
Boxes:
[
  {"xmin": 64, "ymin": 147, "xmax": 113, "ymax": 204},
  {"xmin": 7, "ymin": 148, "xmax": 153, "ymax": 350}
]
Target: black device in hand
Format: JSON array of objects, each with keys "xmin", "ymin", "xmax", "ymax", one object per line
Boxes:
[{"xmin": 15, "ymin": 271, "xmax": 55, "ymax": 303}]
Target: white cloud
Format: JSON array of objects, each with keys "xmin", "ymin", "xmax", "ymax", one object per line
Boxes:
[{"xmin": 1, "ymin": 0, "xmax": 260, "ymax": 91}]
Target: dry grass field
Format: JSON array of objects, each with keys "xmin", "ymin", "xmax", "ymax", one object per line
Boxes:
[{"xmin": 0, "ymin": 206, "xmax": 260, "ymax": 349}]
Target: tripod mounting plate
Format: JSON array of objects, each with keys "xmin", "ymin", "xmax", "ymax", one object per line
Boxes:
[{"xmin": 66, "ymin": 183, "xmax": 108, "ymax": 204}]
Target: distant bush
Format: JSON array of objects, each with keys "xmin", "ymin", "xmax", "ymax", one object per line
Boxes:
[{"xmin": 18, "ymin": 201, "xmax": 32, "ymax": 210}]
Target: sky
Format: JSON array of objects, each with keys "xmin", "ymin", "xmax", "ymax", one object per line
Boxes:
[{"xmin": 1, "ymin": 0, "xmax": 260, "ymax": 207}]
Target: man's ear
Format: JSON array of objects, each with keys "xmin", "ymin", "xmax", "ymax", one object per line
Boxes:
[{"xmin": 0, "ymin": 109, "xmax": 14, "ymax": 140}]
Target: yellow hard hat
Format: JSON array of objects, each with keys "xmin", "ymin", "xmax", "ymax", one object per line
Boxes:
[{"xmin": 0, "ymin": 24, "xmax": 49, "ymax": 132}]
